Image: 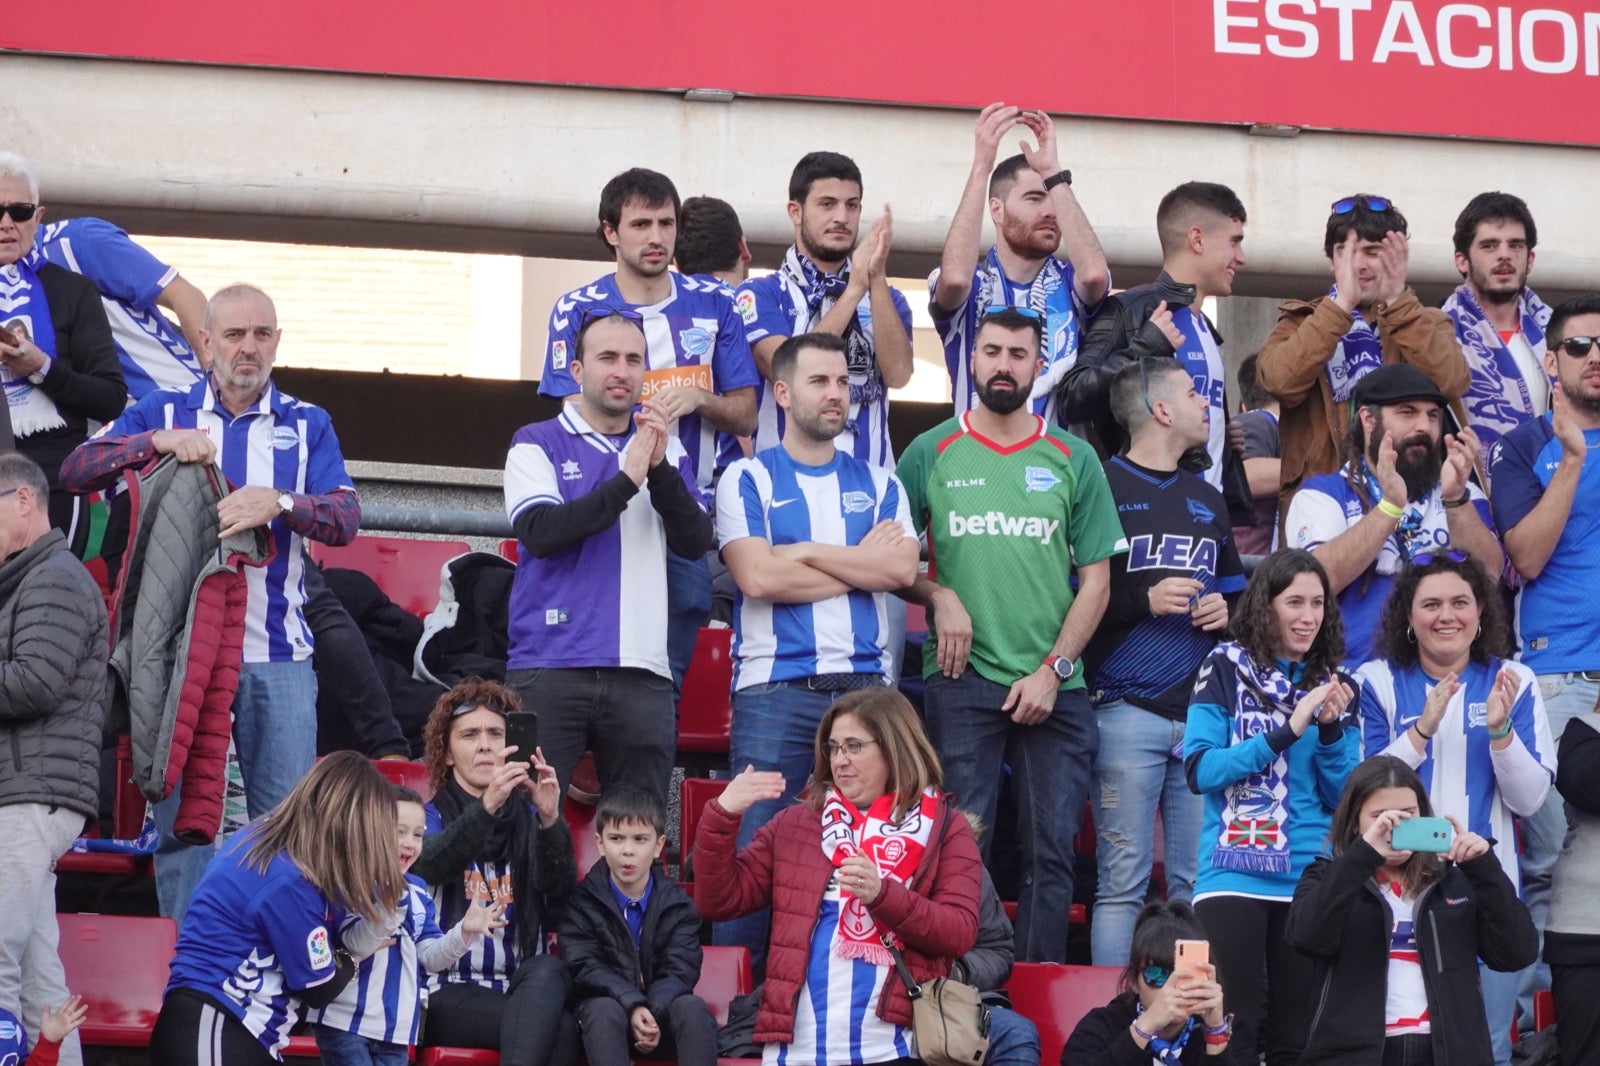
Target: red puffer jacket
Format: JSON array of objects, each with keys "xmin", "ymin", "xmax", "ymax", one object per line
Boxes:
[{"xmin": 694, "ymin": 794, "xmax": 982, "ymax": 1045}]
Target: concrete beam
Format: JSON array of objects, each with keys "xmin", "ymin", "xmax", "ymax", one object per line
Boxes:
[{"xmin": 7, "ymin": 52, "xmax": 1600, "ymax": 298}]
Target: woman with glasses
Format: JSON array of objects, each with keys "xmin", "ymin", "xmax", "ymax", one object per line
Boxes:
[
  {"xmin": 1061, "ymin": 902, "xmax": 1234, "ymax": 1063},
  {"xmin": 409, "ymin": 678, "xmax": 580, "ymax": 1066},
  {"xmin": 695, "ymin": 686, "xmax": 982, "ymax": 1066},
  {"xmin": 1182, "ymin": 548, "xmax": 1359, "ymax": 1066},
  {"xmin": 1355, "ymin": 551, "xmax": 1554, "ymax": 1061}
]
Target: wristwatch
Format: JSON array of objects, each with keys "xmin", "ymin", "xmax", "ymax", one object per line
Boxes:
[
  {"xmin": 1042, "ymin": 169, "xmax": 1073, "ymax": 190},
  {"xmin": 1043, "ymin": 654, "xmax": 1076, "ymax": 681},
  {"xmin": 276, "ymin": 492, "xmax": 295, "ymax": 517},
  {"xmin": 26, "ymin": 356, "xmax": 49, "ymax": 385}
]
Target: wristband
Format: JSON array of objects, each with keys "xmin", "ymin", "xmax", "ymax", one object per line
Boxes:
[
  {"xmin": 1204, "ymin": 1014, "xmax": 1234, "ymax": 1039},
  {"xmin": 1375, "ymin": 498, "xmax": 1405, "ymax": 519},
  {"xmin": 1413, "ymin": 722, "xmax": 1435, "ymax": 741},
  {"xmin": 1130, "ymin": 1018, "xmax": 1159, "ymax": 1043},
  {"xmin": 1442, "ymin": 492, "xmax": 1472, "ymax": 508},
  {"xmin": 1042, "ymin": 169, "xmax": 1073, "ymax": 190},
  {"xmin": 1488, "ymin": 721, "xmax": 1513, "ymax": 740}
]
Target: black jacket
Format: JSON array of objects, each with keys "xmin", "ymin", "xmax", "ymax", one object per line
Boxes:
[
  {"xmin": 1284, "ymin": 840, "xmax": 1538, "ymax": 1065},
  {"xmin": 1061, "ymin": 990, "xmax": 1236, "ymax": 1065},
  {"xmin": 558, "ymin": 858, "xmax": 704, "ymax": 1018},
  {"xmin": 27, "ymin": 263, "xmax": 127, "ymax": 486}
]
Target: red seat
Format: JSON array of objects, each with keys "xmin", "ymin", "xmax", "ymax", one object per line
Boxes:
[
  {"xmin": 903, "ymin": 600, "xmax": 927, "ymax": 635},
  {"xmin": 281, "ymin": 1033, "xmax": 322, "ymax": 1060},
  {"xmin": 57, "ymin": 735, "xmax": 151, "ymax": 885},
  {"xmin": 499, "ymin": 537, "xmax": 519, "ymax": 563},
  {"xmin": 417, "ymin": 1049, "xmax": 498, "ymax": 1065},
  {"xmin": 1004, "ymin": 962, "xmax": 1123, "ymax": 1065},
  {"xmin": 999, "ymin": 899, "xmax": 1087, "ymax": 926},
  {"xmin": 696, "ymin": 945, "xmax": 753, "ymax": 1026},
  {"xmin": 677, "ymin": 628, "xmax": 733, "ymax": 776},
  {"xmin": 374, "ymin": 757, "xmax": 434, "ymax": 801},
  {"xmin": 564, "ymin": 795, "xmax": 603, "ymax": 876},
  {"xmin": 57, "ymin": 913, "xmax": 177, "ymax": 1047},
  {"xmin": 1535, "ymin": 988, "xmax": 1556, "ymax": 1031},
  {"xmin": 678, "ymin": 777, "xmax": 724, "ymax": 882},
  {"xmin": 311, "ymin": 534, "xmax": 471, "ymax": 617}
]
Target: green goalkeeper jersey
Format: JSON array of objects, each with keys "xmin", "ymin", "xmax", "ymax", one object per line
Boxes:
[{"xmin": 897, "ymin": 413, "xmax": 1125, "ymax": 688}]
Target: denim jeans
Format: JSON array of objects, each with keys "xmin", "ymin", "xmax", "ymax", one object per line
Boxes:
[
  {"xmin": 1516, "ymin": 672, "xmax": 1598, "ymax": 1039},
  {"xmin": 712, "ymin": 681, "xmax": 846, "ymax": 971},
  {"xmin": 1480, "ymin": 960, "xmax": 1518, "ymax": 1065},
  {"xmin": 922, "ymin": 670, "xmax": 1098, "ymax": 963},
  {"xmin": 155, "ymin": 659, "xmax": 318, "ymax": 925},
  {"xmin": 314, "ymin": 1024, "xmax": 408, "ymax": 1066},
  {"xmin": 1089, "ymin": 699, "xmax": 1201, "ymax": 967},
  {"xmin": 982, "ymin": 1006, "xmax": 1040, "ymax": 1066},
  {"xmin": 667, "ymin": 551, "xmax": 713, "ymax": 699}
]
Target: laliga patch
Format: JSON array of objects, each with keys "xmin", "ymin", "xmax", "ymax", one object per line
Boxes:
[
  {"xmin": 552, "ymin": 340, "xmax": 568, "ymax": 371},
  {"xmin": 736, "ymin": 290, "xmax": 758, "ymax": 325},
  {"xmin": 841, "ymin": 491, "xmax": 874, "ymax": 514},
  {"xmin": 1024, "ymin": 466, "xmax": 1060, "ymax": 493},
  {"xmin": 272, "ymin": 426, "xmax": 301, "ymax": 451},
  {"xmin": 307, "ymin": 925, "xmax": 332, "ymax": 969}
]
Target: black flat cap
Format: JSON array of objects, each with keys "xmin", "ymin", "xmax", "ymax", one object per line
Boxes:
[{"xmin": 1352, "ymin": 364, "xmax": 1448, "ymax": 407}]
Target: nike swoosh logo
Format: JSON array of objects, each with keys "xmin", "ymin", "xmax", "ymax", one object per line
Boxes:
[{"xmin": 772, "ymin": 498, "xmax": 800, "ymax": 508}]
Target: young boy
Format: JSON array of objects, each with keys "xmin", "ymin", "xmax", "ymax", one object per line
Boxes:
[
  {"xmin": 311, "ymin": 785, "xmax": 507, "ymax": 1066},
  {"xmin": 0, "ymin": 997, "xmax": 86, "ymax": 1066},
  {"xmin": 558, "ymin": 785, "xmax": 716, "ymax": 1066}
]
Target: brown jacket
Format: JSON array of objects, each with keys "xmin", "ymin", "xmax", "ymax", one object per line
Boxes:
[{"xmin": 1257, "ymin": 290, "xmax": 1467, "ymax": 523}]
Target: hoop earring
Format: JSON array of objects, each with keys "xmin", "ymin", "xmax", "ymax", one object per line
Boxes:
[
  {"xmin": 1477, "ymin": 623, "xmax": 1483, "ymax": 638},
  {"xmin": 1406, "ymin": 626, "xmax": 1416, "ymax": 644}
]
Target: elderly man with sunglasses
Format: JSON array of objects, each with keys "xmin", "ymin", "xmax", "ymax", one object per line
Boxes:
[
  {"xmin": 505, "ymin": 306, "xmax": 714, "ymax": 806},
  {"xmin": 1258, "ymin": 195, "xmax": 1467, "ymax": 529}
]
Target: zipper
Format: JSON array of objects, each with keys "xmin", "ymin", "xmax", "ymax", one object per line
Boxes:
[
  {"xmin": 1306, "ymin": 967, "xmax": 1335, "ymax": 1040},
  {"xmin": 9, "ymin": 730, "xmax": 20, "ymax": 774}
]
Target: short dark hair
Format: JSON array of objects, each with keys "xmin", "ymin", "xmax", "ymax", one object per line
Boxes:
[
  {"xmin": 987, "ymin": 154, "xmax": 1032, "ymax": 201},
  {"xmin": 788, "ymin": 151, "xmax": 862, "ymax": 205},
  {"xmin": 1546, "ymin": 293, "xmax": 1600, "ymax": 347},
  {"xmin": 596, "ymin": 168, "xmax": 680, "ymax": 251},
  {"xmin": 597, "ymin": 783, "xmax": 666, "ymax": 837},
  {"xmin": 1232, "ymin": 548, "xmax": 1345, "ymax": 682},
  {"xmin": 1237, "ymin": 353, "xmax": 1270, "ymax": 410},
  {"xmin": 1120, "ymin": 901, "xmax": 1205, "ymax": 992},
  {"xmin": 1110, "ymin": 357, "xmax": 1188, "ymax": 436},
  {"xmin": 676, "ymin": 196, "xmax": 744, "ymax": 276},
  {"xmin": 393, "ymin": 784, "xmax": 423, "ymax": 806},
  {"xmin": 1324, "ymin": 194, "xmax": 1408, "ymax": 258},
  {"xmin": 1377, "ymin": 553, "xmax": 1511, "ymax": 666},
  {"xmin": 975, "ymin": 307, "xmax": 1043, "ymax": 350},
  {"xmin": 771, "ymin": 331, "xmax": 847, "ymax": 386},
  {"xmin": 1156, "ymin": 182, "xmax": 1247, "ymax": 256},
  {"xmin": 1452, "ymin": 191, "xmax": 1537, "ymax": 257}
]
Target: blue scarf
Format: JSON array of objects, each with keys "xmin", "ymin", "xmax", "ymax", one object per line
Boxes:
[
  {"xmin": 971, "ymin": 246, "xmax": 1076, "ymax": 410},
  {"xmin": 777, "ymin": 245, "xmax": 881, "ymax": 450},
  {"xmin": 1358, "ymin": 461, "xmax": 1426, "ymax": 556},
  {"xmin": 1324, "ymin": 285, "xmax": 1384, "ymax": 404},
  {"xmin": 0, "ymin": 242, "xmax": 63, "ymax": 438},
  {"xmin": 1441, "ymin": 283, "xmax": 1549, "ymax": 469}
]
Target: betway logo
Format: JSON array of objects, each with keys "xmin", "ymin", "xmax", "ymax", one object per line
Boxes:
[{"xmin": 949, "ymin": 511, "xmax": 1060, "ymax": 545}]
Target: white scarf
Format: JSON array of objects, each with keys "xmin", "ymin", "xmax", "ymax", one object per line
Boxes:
[{"xmin": 0, "ymin": 246, "xmax": 65, "ymax": 438}]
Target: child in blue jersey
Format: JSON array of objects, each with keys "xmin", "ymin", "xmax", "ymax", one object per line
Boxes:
[
  {"xmin": 558, "ymin": 785, "xmax": 716, "ymax": 1066},
  {"xmin": 0, "ymin": 997, "xmax": 87, "ymax": 1066},
  {"xmin": 311, "ymin": 785, "xmax": 507, "ymax": 1066}
]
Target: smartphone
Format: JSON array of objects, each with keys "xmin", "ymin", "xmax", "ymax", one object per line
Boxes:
[
  {"xmin": 1391, "ymin": 816, "xmax": 1454, "ymax": 853},
  {"xmin": 1174, "ymin": 939, "xmax": 1210, "ymax": 981},
  {"xmin": 504, "ymin": 711, "xmax": 538, "ymax": 765}
]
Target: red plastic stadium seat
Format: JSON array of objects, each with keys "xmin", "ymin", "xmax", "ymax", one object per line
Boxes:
[
  {"xmin": 57, "ymin": 913, "xmax": 177, "ymax": 1047},
  {"xmin": 417, "ymin": 1049, "xmax": 498, "ymax": 1065},
  {"xmin": 1004, "ymin": 962, "xmax": 1123, "ymax": 1065},
  {"xmin": 57, "ymin": 735, "xmax": 151, "ymax": 884},
  {"xmin": 564, "ymin": 795, "xmax": 603, "ymax": 876},
  {"xmin": 678, "ymin": 777, "xmax": 725, "ymax": 882},
  {"xmin": 1535, "ymin": 988, "xmax": 1556, "ymax": 1031},
  {"xmin": 310, "ymin": 534, "xmax": 471, "ymax": 617},
  {"xmin": 373, "ymin": 757, "xmax": 434, "ymax": 801},
  {"xmin": 903, "ymin": 600, "xmax": 928, "ymax": 635},
  {"xmin": 499, "ymin": 537, "xmax": 519, "ymax": 563},
  {"xmin": 678, "ymin": 628, "xmax": 734, "ymax": 775},
  {"xmin": 696, "ymin": 945, "xmax": 754, "ymax": 1026},
  {"xmin": 280, "ymin": 1034, "xmax": 322, "ymax": 1060}
]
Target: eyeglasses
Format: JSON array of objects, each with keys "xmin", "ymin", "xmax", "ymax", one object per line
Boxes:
[
  {"xmin": 1555, "ymin": 336, "xmax": 1600, "ymax": 359},
  {"xmin": 1331, "ymin": 196, "xmax": 1392, "ymax": 215},
  {"xmin": 578, "ymin": 306, "xmax": 645, "ymax": 329},
  {"xmin": 1141, "ymin": 966, "xmax": 1172, "ymax": 988},
  {"xmin": 0, "ymin": 203, "xmax": 37, "ymax": 224},
  {"xmin": 0, "ymin": 487, "xmax": 19, "ymax": 501},
  {"xmin": 1410, "ymin": 550, "xmax": 1467, "ymax": 567},
  {"xmin": 825, "ymin": 738, "xmax": 878, "ymax": 758}
]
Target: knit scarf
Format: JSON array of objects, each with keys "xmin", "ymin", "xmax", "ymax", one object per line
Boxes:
[
  {"xmin": 778, "ymin": 246, "xmax": 881, "ymax": 444},
  {"xmin": 1358, "ymin": 461, "xmax": 1426, "ymax": 557},
  {"xmin": 0, "ymin": 245, "xmax": 64, "ymax": 438},
  {"xmin": 1441, "ymin": 283, "xmax": 1550, "ymax": 466},
  {"xmin": 429, "ymin": 776, "xmax": 542, "ymax": 960},
  {"xmin": 1212, "ymin": 642, "xmax": 1312, "ymax": 875},
  {"xmin": 820, "ymin": 785, "xmax": 939, "ymax": 965},
  {"xmin": 1134, "ymin": 1003, "xmax": 1195, "ymax": 1064},
  {"xmin": 1324, "ymin": 285, "xmax": 1384, "ymax": 404}
]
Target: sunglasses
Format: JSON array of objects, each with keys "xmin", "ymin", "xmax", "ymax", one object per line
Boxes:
[
  {"xmin": 578, "ymin": 306, "xmax": 645, "ymax": 329},
  {"xmin": 979, "ymin": 305, "xmax": 1043, "ymax": 326},
  {"xmin": 1330, "ymin": 196, "xmax": 1392, "ymax": 215},
  {"xmin": 1141, "ymin": 966, "xmax": 1172, "ymax": 988},
  {"xmin": 1555, "ymin": 336, "xmax": 1600, "ymax": 359},
  {"xmin": 1411, "ymin": 550, "xmax": 1467, "ymax": 567},
  {"xmin": 0, "ymin": 203, "xmax": 38, "ymax": 224},
  {"xmin": 1138, "ymin": 357, "xmax": 1156, "ymax": 415}
]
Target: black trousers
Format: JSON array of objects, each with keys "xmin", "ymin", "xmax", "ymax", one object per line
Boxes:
[
  {"xmin": 151, "ymin": 988, "xmax": 278, "ymax": 1066},
  {"xmin": 1196, "ymin": 894, "xmax": 1317, "ymax": 1066},
  {"xmin": 575, "ymin": 994, "xmax": 718, "ymax": 1066},
  {"xmin": 422, "ymin": 954, "xmax": 578, "ymax": 1066},
  {"xmin": 1553, "ymin": 962, "xmax": 1600, "ymax": 1066}
]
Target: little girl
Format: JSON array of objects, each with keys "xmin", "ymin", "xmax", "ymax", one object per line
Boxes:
[
  {"xmin": 0, "ymin": 997, "xmax": 87, "ymax": 1065},
  {"xmin": 311, "ymin": 785, "xmax": 507, "ymax": 1066}
]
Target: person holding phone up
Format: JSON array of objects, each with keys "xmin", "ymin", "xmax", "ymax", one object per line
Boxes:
[{"xmin": 1285, "ymin": 756, "xmax": 1536, "ymax": 1065}]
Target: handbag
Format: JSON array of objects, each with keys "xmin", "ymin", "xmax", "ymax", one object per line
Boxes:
[{"xmin": 880, "ymin": 933, "xmax": 990, "ymax": 1066}]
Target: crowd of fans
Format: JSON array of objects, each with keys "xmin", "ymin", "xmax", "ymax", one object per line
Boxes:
[{"xmin": 1, "ymin": 97, "xmax": 1597, "ymax": 1066}]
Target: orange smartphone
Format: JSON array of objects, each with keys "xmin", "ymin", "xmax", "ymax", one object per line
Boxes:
[{"xmin": 1174, "ymin": 939, "xmax": 1210, "ymax": 981}]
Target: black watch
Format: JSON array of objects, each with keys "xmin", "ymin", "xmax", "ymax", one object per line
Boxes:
[
  {"xmin": 1044, "ymin": 654, "xmax": 1076, "ymax": 681},
  {"xmin": 1042, "ymin": 169, "xmax": 1073, "ymax": 190}
]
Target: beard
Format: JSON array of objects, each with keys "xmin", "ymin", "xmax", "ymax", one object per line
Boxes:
[
  {"xmin": 999, "ymin": 212, "xmax": 1059, "ymax": 259},
  {"xmin": 797, "ymin": 222, "xmax": 854, "ymax": 265},
  {"xmin": 1370, "ymin": 432, "xmax": 1443, "ymax": 502},
  {"xmin": 1469, "ymin": 262, "xmax": 1525, "ymax": 305},
  {"xmin": 790, "ymin": 403, "xmax": 846, "ymax": 443},
  {"xmin": 978, "ymin": 372, "xmax": 1033, "ymax": 415}
]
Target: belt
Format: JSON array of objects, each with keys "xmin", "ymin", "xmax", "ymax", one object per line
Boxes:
[
  {"xmin": 1579, "ymin": 671, "xmax": 1600, "ymax": 682},
  {"xmin": 784, "ymin": 673, "xmax": 888, "ymax": 693}
]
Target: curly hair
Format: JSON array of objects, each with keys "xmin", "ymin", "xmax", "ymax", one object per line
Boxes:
[
  {"xmin": 1231, "ymin": 549, "xmax": 1344, "ymax": 681},
  {"xmin": 421, "ymin": 677, "xmax": 522, "ymax": 793},
  {"xmin": 1376, "ymin": 553, "xmax": 1511, "ymax": 666}
]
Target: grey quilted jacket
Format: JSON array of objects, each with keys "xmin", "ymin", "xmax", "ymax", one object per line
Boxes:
[{"xmin": 0, "ymin": 528, "xmax": 109, "ymax": 818}]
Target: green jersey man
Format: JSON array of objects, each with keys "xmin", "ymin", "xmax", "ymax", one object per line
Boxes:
[{"xmin": 899, "ymin": 307, "xmax": 1124, "ymax": 963}]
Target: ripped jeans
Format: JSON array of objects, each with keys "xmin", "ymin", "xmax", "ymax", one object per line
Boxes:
[{"xmin": 1089, "ymin": 699, "xmax": 1202, "ymax": 967}]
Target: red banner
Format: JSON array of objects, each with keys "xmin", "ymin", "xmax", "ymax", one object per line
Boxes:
[{"xmin": 7, "ymin": 0, "xmax": 1597, "ymax": 146}]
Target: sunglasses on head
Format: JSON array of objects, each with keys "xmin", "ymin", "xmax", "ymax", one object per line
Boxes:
[
  {"xmin": 0, "ymin": 203, "xmax": 38, "ymax": 224},
  {"xmin": 1330, "ymin": 196, "xmax": 1392, "ymax": 215},
  {"xmin": 1555, "ymin": 336, "xmax": 1600, "ymax": 359},
  {"xmin": 578, "ymin": 306, "xmax": 645, "ymax": 329},
  {"xmin": 1411, "ymin": 550, "xmax": 1467, "ymax": 567},
  {"xmin": 1141, "ymin": 965, "xmax": 1172, "ymax": 988}
]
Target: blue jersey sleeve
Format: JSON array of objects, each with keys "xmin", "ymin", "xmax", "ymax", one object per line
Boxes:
[
  {"xmin": 736, "ymin": 276, "xmax": 795, "ymax": 346},
  {"xmin": 1489, "ymin": 421, "xmax": 1550, "ymax": 533},
  {"xmin": 257, "ymin": 869, "xmax": 341, "ymax": 991},
  {"xmin": 98, "ymin": 391, "xmax": 163, "ymax": 438},
  {"xmin": 888, "ymin": 285, "xmax": 914, "ymax": 337},
  {"xmin": 539, "ymin": 295, "xmax": 582, "ymax": 398},
  {"xmin": 302, "ymin": 408, "xmax": 355, "ymax": 495},
  {"xmin": 1359, "ymin": 675, "xmax": 1396, "ymax": 758},
  {"xmin": 51, "ymin": 217, "xmax": 174, "ymax": 310},
  {"xmin": 712, "ymin": 292, "xmax": 760, "ymax": 392}
]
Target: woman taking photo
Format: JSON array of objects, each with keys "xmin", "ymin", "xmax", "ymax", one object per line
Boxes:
[
  {"xmin": 1061, "ymin": 902, "xmax": 1234, "ymax": 1064},
  {"xmin": 1355, "ymin": 550, "xmax": 1555, "ymax": 1058},
  {"xmin": 694, "ymin": 686, "xmax": 982, "ymax": 1066},
  {"xmin": 1183, "ymin": 548, "xmax": 1359, "ymax": 1066},
  {"xmin": 410, "ymin": 678, "xmax": 578, "ymax": 1066},
  {"xmin": 1285, "ymin": 756, "xmax": 1537, "ymax": 1064},
  {"xmin": 152, "ymin": 752, "xmax": 406, "ymax": 1065}
]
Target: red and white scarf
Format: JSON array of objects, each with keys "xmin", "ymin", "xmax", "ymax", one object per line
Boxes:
[{"xmin": 820, "ymin": 786, "xmax": 940, "ymax": 965}]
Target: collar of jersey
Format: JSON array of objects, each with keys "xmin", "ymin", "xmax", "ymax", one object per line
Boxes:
[{"xmin": 957, "ymin": 410, "xmax": 1048, "ymax": 455}]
